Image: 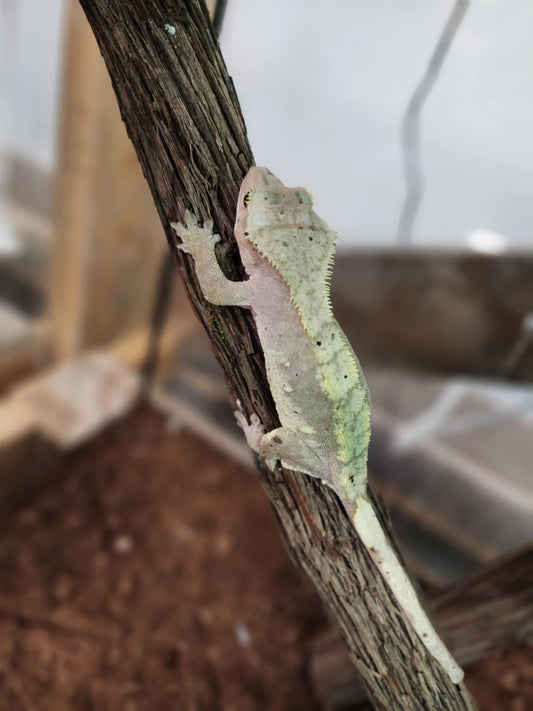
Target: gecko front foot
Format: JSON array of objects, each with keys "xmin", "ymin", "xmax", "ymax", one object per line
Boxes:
[
  {"xmin": 171, "ymin": 210, "xmax": 220, "ymax": 256},
  {"xmin": 234, "ymin": 411, "xmax": 278, "ymax": 471},
  {"xmin": 170, "ymin": 209, "xmax": 251, "ymax": 308}
]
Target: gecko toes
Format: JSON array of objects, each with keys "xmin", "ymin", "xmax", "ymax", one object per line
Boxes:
[
  {"xmin": 171, "ymin": 222, "xmax": 187, "ymax": 240},
  {"xmin": 234, "ymin": 410, "xmax": 247, "ymax": 429},
  {"xmin": 266, "ymin": 457, "xmax": 278, "ymax": 472},
  {"xmin": 183, "ymin": 209, "xmax": 197, "ymax": 228}
]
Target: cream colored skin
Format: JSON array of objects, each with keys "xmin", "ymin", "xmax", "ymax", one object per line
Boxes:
[{"xmin": 172, "ymin": 167, "xmax": 463, "ymax": 684}]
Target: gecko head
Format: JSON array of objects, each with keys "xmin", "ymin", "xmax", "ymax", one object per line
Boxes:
[
  {"xmin": 237, "ymin": 166, "xmax": 312, "ymax": 217},
  {"xmin": 234, "ymin": 166, "xmax": 336, "ymax": 291},
  {"xmin": 234, "ymin": 167, "xmax": 336, "ymax": 297},
  {"xmin": 234, "ymin": 167, "xmax": 282, "ymax": 270},
  {"xmin": 238, "ymin": 166, "xmax": 282, "ymax": 206},
  {"xmin": 234, "ymin": 166, "xmax": 320, "ymax": 269}
]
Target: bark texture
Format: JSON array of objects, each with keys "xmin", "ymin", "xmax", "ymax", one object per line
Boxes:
[
  {"xmin": 312, "ymin": 546, "xmax": 533, "ymax": 708},
  {"xmin": 77, "ymin": 1, "xmax": 476, "ymax": 708}
]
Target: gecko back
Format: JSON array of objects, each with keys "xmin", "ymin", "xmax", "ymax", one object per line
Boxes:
[{"xmin": 236, "ymin": 168, "xmax": 371, "ymax": 504}]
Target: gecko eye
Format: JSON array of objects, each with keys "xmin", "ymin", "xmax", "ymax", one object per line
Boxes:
[{"xmin": 243, "ymin": 191, "xmax": 252, "ymax": 207}]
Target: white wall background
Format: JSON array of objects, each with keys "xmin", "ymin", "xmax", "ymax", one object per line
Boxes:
[
  {"xmin": 2, "ymin": 0, "xmax": 532, "ymax": 250},
  {"xmin": 0, "ymin": 0, "xmax": 66, "ymax": 172},
  {"xmin": 221, "ymin": 0, "xmax": 533, "ymax": 250}
]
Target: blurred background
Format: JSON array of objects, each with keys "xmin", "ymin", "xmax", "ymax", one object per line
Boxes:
[{"xmin": 0, "ymin": 1, "xmax": 532, "ymax": 708}]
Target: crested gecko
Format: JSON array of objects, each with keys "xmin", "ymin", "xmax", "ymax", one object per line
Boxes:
[{"xmin": 172, "ymin": 167, "xmax": 463, "ymax": 684}]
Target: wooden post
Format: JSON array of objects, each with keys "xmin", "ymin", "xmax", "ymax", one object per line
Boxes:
[
  {"xmin": 77, "ymin": 2, "xmax": 476, "ymax": 708},
  {"xmin": 50, "ymin": 1, "xmax": 167, "ymax": 363},
  {"xmin": 49, "ymin": 1, "xmax": 103, "ymax": 360}
]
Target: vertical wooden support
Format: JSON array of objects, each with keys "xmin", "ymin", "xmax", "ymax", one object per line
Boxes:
[
  {"xmin": 49, "ymin": 1, "xmax": 102, "ymax": 360},
  {"xmin": 49, "ymin": 1, "xmax": 167, "ymax": 363}
]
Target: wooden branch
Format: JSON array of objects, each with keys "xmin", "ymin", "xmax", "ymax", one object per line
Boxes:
[
  {"xmin": 77, "ymin": 2, "xmax": 475, "ymax": 708},
  {"xmin": 312, "ymin": 546, "xmax": 533, "ymax": 708}
]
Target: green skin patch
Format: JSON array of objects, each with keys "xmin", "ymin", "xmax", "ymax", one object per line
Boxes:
[{"xmin": 172, "ymin": 167, "xmax": 464, "ymax": 684}]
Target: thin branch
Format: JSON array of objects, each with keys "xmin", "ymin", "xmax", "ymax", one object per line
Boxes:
[{"xmin": 78, "ymin": 2, "xmax": 475, "ymax": 708}]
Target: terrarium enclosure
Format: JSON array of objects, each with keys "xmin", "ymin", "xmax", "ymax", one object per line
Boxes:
[{"xmin": 0, "ymin": 1, "xmax": 532, "ymax": 709}]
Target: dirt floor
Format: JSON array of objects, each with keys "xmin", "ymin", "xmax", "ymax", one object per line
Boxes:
[{"xmin": 0, "ymin": 407, "xmax": 531, "ymax": 710}]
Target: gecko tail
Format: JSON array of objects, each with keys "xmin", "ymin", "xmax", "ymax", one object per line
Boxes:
[{"xmin": 351, "ymin": 497, "xmax": 464, "ymax": 684}]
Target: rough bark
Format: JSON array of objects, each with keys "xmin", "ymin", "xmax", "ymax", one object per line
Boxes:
[
  {"xmin": 312, "ymin": 546, "xmax": 533, "ymax": 708},
  {"xmin": 77, "ymin": 1, "xmax": 476, "ymax": 708}
]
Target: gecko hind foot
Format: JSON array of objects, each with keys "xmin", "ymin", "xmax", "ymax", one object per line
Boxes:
[
  {"xmin": 234, "ymin": 411, "xmax": 279, "ymax": 471},
  {"xmin": 234, "ymin": 411, "xmax": 265, "ymax": 447}
]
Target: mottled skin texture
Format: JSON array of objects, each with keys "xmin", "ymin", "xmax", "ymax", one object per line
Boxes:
[{"xmin": 172, "ymin": 167, "xmax": 463, "ymax": 684}]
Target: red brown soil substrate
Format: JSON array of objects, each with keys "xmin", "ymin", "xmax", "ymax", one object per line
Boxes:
[{"xmin": 0, "ymin": 408, "xmax": 530, "ymax": 709}]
